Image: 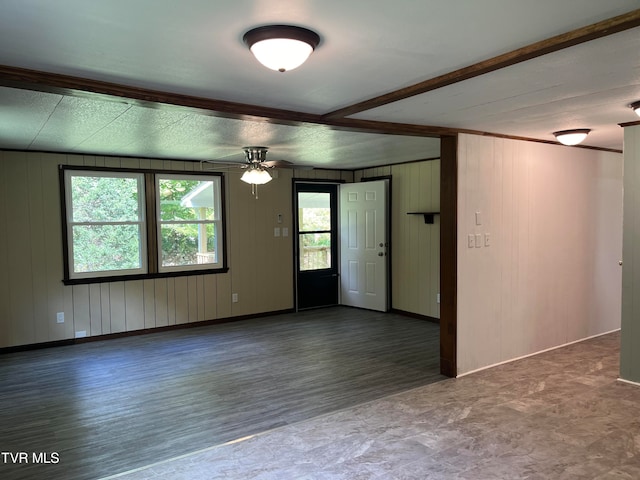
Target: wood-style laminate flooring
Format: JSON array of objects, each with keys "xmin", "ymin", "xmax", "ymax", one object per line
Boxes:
[
  {"xmin": 0, "ymin": 307, "xmax": 444, "ymax": 480},
  {"xmin": 110, "ymin": 330, "xmax": 635, "ymax": 480}
]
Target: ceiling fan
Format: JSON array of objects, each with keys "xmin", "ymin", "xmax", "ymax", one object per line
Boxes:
[{"xmin": 201, "ymin": 146, "xmax": 308, "ymax": 198}]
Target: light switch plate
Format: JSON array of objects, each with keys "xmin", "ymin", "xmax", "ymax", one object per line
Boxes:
[
  {"xmin": 475, "ymin": 211, "xmax": 482, "ymax": 226},
  {"xmin": 475, "ymin": 233, "xmax": 482, "ymax": 248},
  {"xmin": 274, "ymin": 227, "xmax": 281, "ymax": 237}
]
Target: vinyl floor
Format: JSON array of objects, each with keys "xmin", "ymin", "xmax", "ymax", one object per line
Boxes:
[
  {"xmin": 110, "ymin": 330, "xmax": 638, "ymax": 480},
  {"xmin": 0, "ymin": 307, "xmax": 444, "ymax": 480}
]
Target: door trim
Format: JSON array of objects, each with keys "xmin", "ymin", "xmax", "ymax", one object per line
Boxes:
[
  {"xmin": 357, "ymin": 175, "xmax": 392, "ymax": 311},
  {"xmin": 338, "ymin": 180, "xmax": 389, "ymax": 312},
  {"xmin": 293, "ymin": 180, "xmax": 342, "ymax": 311}
]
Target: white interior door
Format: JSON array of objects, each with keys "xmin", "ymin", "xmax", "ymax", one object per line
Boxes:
[{"xmin": 339, "ymin": 180, "xmax": 388, "ymax": 311}]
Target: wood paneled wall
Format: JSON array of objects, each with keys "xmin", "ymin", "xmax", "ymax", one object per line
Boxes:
[
  {"xmin": 456, "ymin": 134, "xmax": 623, "ymax": 375},
  {"xmin": 0, "ymin": 151, "xmax": 343, "ymax": 348},
  {"xmin": 621, "ymin": 124, "xmax": 640, "ymax": 383},
  {"xmin": 355, "ymin": 160, "xmax": 441, "ymax": 318}
]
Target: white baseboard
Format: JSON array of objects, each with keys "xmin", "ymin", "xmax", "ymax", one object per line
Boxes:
[
  {"xmin": 456, "ymin": 328, "xmax": 621, "ymax": 378},
  {"xmin": 617, "ymin": 377, "xmax": 640, "ymax": 388}
]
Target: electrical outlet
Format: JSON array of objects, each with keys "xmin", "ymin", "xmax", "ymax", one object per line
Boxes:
[
  {"xmin": 485, "ymin": 233, "xmax": 491, "ymax": 247},
  {"xmin": 232, "ymin": 293, "xmax": 238, "ymax": 303},
  {"xmin": 56, "ymin": 312, "xmax": 64, "ymax": 323},
  {"xmin": 468, "ymin": 234, "xmax": 474, "ymax": 248}
]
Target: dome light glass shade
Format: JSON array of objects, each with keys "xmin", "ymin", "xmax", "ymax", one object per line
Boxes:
[
  {"xmin": 243, "ymin": 25, "xmax": 320, "ymax": 72},
  {"xmin": 250, "ymin": 38, "xmax": 313, "ymax": 72},
  {"xmin": 553, "ymin": 129, "xmax": 591, "ymax": 146},
  {"xmin": 241, "ymin": 167, "xmax": 272, "ymax": 185}
]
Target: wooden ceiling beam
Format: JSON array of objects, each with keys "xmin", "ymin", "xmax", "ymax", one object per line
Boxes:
[
  {"xmin": 0, "ymin": 64, "xmax": 624, "ymax": 152},
  {"xmin": 323, "ymin": 9, "xmax": 640, "ymax": 120},
  {"xmin": 0, "ymin": 64, "xmax": 450, "ymax": 138},
  {"xmin": 0, "ymin": 64, "xmax": 321, "ymax": 125}
]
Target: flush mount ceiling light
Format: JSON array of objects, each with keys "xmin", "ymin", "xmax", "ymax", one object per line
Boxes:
[
  {"xmin": 630, "ymin": 100, "xmax": 640, "ymax": 117},
  {"xmin": 243, "ymin": 25, "xmax": 320, "ymax": 72},
  {"xmin": 553, "ymin": 129, "xmax": 591, "ymax": 146}
]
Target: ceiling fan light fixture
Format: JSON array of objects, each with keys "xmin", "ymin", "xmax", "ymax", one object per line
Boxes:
[
  {"xmin": 630, "ymin": 100, "xmax": 640, "ymax": 117},
  {"xmin": 553, "ymin": 129, "xmax": 591, "ymax": 146},
  {"xmin": 243, "ymin": 146, "xmax": 269, "ymax": 162},
  {"xmin": 241, "ymin": 167, "xmax": 272, "ymax": 185},
  {"xmin": 243, "ymin": 25, "xmax": 320, "ymax": 72}
]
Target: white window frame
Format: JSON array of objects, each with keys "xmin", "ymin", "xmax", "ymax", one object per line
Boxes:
[
  {"xmin": 156, "ymin": 174, "xmax": 224, "ymax": 273},
  {"xmin": 61, "ymin": 166, "xmax": 227, "ymax": 284},
  {"xmin": 64, "ymin": 170, "xmax": 147, "ymax": 280}
]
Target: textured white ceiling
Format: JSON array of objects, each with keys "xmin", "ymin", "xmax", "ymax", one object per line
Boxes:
[
  {"xmin": 352, "ymin": 28, "xmax": 640, "ymax": 150},
  {"xmin": 0, "ymin": 86, "xmax": 441, "ymax": 168},
  {"xmin": 0, "ymin": 1, "xmax": 638, "ymax": 167}
]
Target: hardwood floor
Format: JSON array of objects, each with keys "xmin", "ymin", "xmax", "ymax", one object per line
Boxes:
[{"xmin": 0, "ymin": 307, "xmax": 443, "ymax": 480}]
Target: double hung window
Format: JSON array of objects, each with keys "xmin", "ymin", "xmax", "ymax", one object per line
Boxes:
[
  {"xmin": 61, "ymin": 167, "xmax": 226, "ymax": 283},
  {"xmin": 157, "ymin": 175, "xmax": 222, "ymax": 272}
]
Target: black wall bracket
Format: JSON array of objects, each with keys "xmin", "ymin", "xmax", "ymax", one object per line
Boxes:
[{"xmin": 407, "ymin": 212, "xmax": 440, "ymax": 224}]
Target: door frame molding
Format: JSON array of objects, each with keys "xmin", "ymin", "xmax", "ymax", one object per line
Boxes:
[
  {"xmin": 338, "ymin": 179, "xmax": 390, "ymax": 311},
  {"xmin": 292, "ymin": 178, "xmax": 345, "ymax": 311},
  {"xmin": 357, "ymin": 175, "xmax": 392, "ymax": 311}
]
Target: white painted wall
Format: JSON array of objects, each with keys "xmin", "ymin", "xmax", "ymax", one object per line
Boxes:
[
  {"xmin": 457, "ymin": 134, "xmax": 623, "ymax": 375},
  {"xmin": 0, "ymin": 151, "xmax": 351, "ymax": 348},
  {"xmin": 621, "ymin": 124, "xmax": 640, "ymax": 383}
]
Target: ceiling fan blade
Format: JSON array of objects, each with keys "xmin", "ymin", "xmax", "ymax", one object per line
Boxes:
[
  {"xmin": 201, "ymin": 160, "xmax": 246, "ymax": 168},
  {"xmin": 203, "ymin": 149, "xmax": 314, "ymax": 173},
  {"xmin": 261, "ymin": 160, "xmax": 290, "ymax": 168},
  {"xmin": 262, "ymin": 160, "xmax": 312, "ymax": 169},
  {"xmin": 199, "ymin": 162, "xmax": 249, "ymax": 174}
]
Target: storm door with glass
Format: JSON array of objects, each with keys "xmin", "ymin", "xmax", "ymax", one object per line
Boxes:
[{"xmin": 295, "ymin": 183, "xmax": 339, "ymax": 309}]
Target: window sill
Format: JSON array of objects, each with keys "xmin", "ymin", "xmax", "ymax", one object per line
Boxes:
[{"xmin": 62, "ymin": 267, "xmax": 230, "ymax": 285}]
